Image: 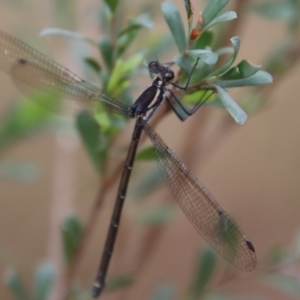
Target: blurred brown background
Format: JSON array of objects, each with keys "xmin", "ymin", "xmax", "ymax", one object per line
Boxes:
[{"xmin": 0, "ymin": 0, "xmax": 300, "ymax": 299}]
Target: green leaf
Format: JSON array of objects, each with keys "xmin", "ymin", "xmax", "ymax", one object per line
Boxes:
[
  {"xmin": 183, "ymin": 0, "xmax": 193, "ymax": 20},
  {"xmin": 103, "ymin": 0, "xmax": 120, "ymax": 13},
  {"xmin": 76, "ymin": 111, "xmax": 104, "ymax": 170},
  {"xmin": 116, "ymin": 14, "xmax": 152, "ymax": 57},
  {"xmin": 99, "ymin": 36, "xmax": 114, "ymax": 71},
  {"xmin": 40, "ymin": 28, "xmax": 98, "ymax": 47},
  {"xmin": 213, "ymin": 85, "xmax": 247, "ymax": 124},
  {"xmin": 0, "ymin": 162, "xmax": 39, "ymax": 182},
  {"xmin": 220, "ymin": 60, "xmax": 261, "ymax": 80},
  {"xmin": 192, "ymin": 30, "xmax": 214, "ymax": 50},
  {"xmin": 61, "ymin": 213, "xmax": 83, "ymax": 265},
  {"xmin": 173, "ymin": 55, "xmax": 197, "ymax": 75},
  {"xmin": 209, "ymin": 36, "xmax": 240, "ymax": 77},
  {"xmin": 188, "ymin": 248, "xmax": 216, "ymax": 300},
  {"xmin": 136, "ymin": 146, "xmax": 156, "ymax": 160},
  {"xmin": 186, "ymin": 50, "xmax": 218, "ymax": 65},
  {"xmin": 4, "ymin": 269, "xmax": 29, "ymax": 300},
  {"xmin": 267, "ymin": 246, "xmax": 289, "ymax": 265},
  {"xmin": 0, "ymin": 95, "xmax": 55, "ymax": 152},
  {"xmin": 33, "ymin": 262, "xmax": 55, "ymax": 300},
  {"xmin": 204, "ymin": 11, "xmax": 237, "ymax": 29},
  {"xmin": 135, "ymin": 205, "xmax": 175, "ymax": 225},
  {"xmin": 202, "ymin": 0, "xmax": 229, "ymax": 30},
  {"xmin": 265, "ymin": 274, "xmax": 300, "ymax": 297},
  {"xmin": 133, "ymin": 168, "xmax": 163, "ymax": 201},
  {"xmin": 84, "ymin": 57, "xmax": 101, "ymax": 74},
  {"xmin": 181, "ymin": 90, "xmax": 216, "ymax": 105},
  {"xmin": 119, "ymin": 13, "xmax": 153, "ymax": 35},
  {"xmin": 150, "ymin": 284, "xmax": 175, "ymax": 300},
  {"xmin": 161, "ymin": 1, "xmax": 187, "ymax": 54},
  {"xmin": 105, "ymin": 274, "xmax": 134, "ymax": 291},
  {"xmin": 107, "ymin": 54, "xmax": 143, "ymax": 97},
  {"xmin": 215, "ymin": 70, "xmax": 273, "ymax": 88}
]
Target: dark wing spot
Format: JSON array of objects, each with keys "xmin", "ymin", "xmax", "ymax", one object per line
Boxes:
[
  {"xmin": 18, "ymin": 58, "xmax": 27, "ymax": 65},
  {"xmin": 246, "ymin": 239, "xmax": 255, "ymax": 253}
]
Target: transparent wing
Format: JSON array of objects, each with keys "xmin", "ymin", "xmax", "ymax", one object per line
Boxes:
[
  {"xmin": 142, "ymin": 120, "xmax": 256, "ymax": 271},
  {"xmin": 0, "ymin": 30, "xmax": 129, "ymax": 116}
]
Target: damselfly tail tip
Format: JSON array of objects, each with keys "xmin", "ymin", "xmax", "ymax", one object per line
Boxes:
[{"xmin": 91, "ymin": 281, "xmax": 103, "ymax": 299}]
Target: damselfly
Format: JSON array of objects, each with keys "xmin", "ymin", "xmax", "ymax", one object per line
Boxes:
[{"xmin": 0, "ymin": 30, "xmax": 256, "ymax": 298}]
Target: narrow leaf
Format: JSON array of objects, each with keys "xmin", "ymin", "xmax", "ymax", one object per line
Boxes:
[
  {"xmin": 183, "ymin": 0, "xmax": 193, "ymax": 20},
  {"xmin": 61, "ymin": 213, "xmax": 83, "ymax": 264},
  {"xmin": 0, "ymin": 96, "xmax": 55, "ymax": 152},
  {"xmin": 213, "ymin": 85, "xmax": 247, "ymax": 124},
  {"xmin": 133, "ymin": 168, "xmax": 163, "ymax": 201},
  {"xmin": 187, "ymin": 49, "xmax": 218, "ymax": 65},
  {"xmin": 215, "ymin": 70, "xmax": 273, "ymax": 88},
  {"xmin": 76, "ymin": 111, "xmax": 103, "ymax": 170},
  {"xmin": 135, "ymin": 205, "xmax": 175, "ymax": 225},
  {"xmin": 84, "ymin": 57, "xmax": 101, "ymax": 74},
  {"xmin": 99, "ymin": 36, "xmax": 114, "ymax": 71},
  {"xmin": 4, "ymin": 269, "xmax": 29, "ymax": 300},
  {"xmin": 189, "ymin": 248, "xmax": 216, "ymax": 299},
  {"xmin": 33, "ymin": 263, "xmax": 55, "ymax": 300},
  {"xmin": 192, "ymin": 30, "xmax": 214, "ymax": 50},
  {"xmin": 136, "ymin": 146, "xmax": 156, "ymax": 160},
  {"xmin": 202, "ymin": 0, "xmax": 229, "ymax": 29},
  {"xmin": 161, "ymin": 1, "xmax": 187, "ymax": 54},
  {"xmin": 173, "ymin": 55, "xmax": 197, "ymax": 75},
  {"xmin": 209, "ymin": 36, "xmax": 240, "ymax": 77},
  {"xmin": 40, "ymin": 28, "xmax": 97, "ymax": 47},
  {"xmin": 105, "ymin": 274, "xmax": 135, "ymax": 291},
  {"xmin": 150, "ymin": 284, "xmax": 175, "ymax": 300},
  {"xmin": 204, "ymin": 11, "xmax": 237, "ymax": 29},
  {"xmin": 103, "ymin": 0, "xmax": 120, "ymax": 13},
  {"xmin": 221, "ymin": 60, "xmax": 261, "ymax": 80}
]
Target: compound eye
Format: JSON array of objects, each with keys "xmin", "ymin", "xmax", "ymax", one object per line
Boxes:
[
  {"xmin": 148, "ymin": 61, "xmax": 156, "ymax": 68},
  {"xmin": 148, "ymin": 61, "xmax": 159, "ymax": 73},
  {"xmin": 165, "ymin": 71, "xmax": 174, "ymax": 80}
]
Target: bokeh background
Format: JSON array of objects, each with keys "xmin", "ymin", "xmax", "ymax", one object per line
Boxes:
[{"xmin": 0, "ymin": 0, "xmax": 300, "ymax": 299}]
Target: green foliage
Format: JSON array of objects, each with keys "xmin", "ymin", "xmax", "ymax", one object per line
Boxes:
[
  {"xmin": 187, "ymin": 248, "xmax": 216, "ymax": 300},
  {"xmin": 213, "ymin": 85, "xmax": 247, "ymax": 124},
  {"xmin": 61, "ymin": 213, "xmax": 83, "ymax": 265},
  {"xmin": 150, "ymin": 284, "xmax": 175, "ymax": 300},
  {"xmin": 132, "ymin": 168, "xmax": 163, "ymax": 201},
  {"xmin": 2, "ymin": 0, "xmax": 293, "ymax": 299},
  {"xmin": 202, "ymin": 0, "xmax": 231, "ymax": 30},
  {"xmin": 160, "ymin": 0, "xmax": 272, "ymax": 124},
  {"xmin": 136, "ymin": 146, "xmax": 156, "ymax": 161},
  {"xmin": 33, "ymin": 263, "xmax": 55, "ymax": 300},
  {"xmin": 4, "ymin": 269, "xmax": 29, "ymax": 300},
  {"xmin": 162, "ymin": 1, "xmax": 187, "ymax": 54},
  {"xmin": 135, "ymin": 205, "xmax": 175, "ymax": 225},
  {"xmin": 76, "ymin": 111, "xmax": 106, "ymax": 170},
  {"xmin": 4, "ymin": 263, "xmax": 55, "ymax": 300},
  {"xmin": 105, "ymin": 274, "xmax": 135, "ymax": 292},
  {"xmin": 0, "ymin": 95, "xmax": 56, "ymax": 152}
]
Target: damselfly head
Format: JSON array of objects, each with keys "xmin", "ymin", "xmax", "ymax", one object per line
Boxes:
[{"xmin": 148, "ymin": 61, "xmax": 175, "ymax": 82}]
